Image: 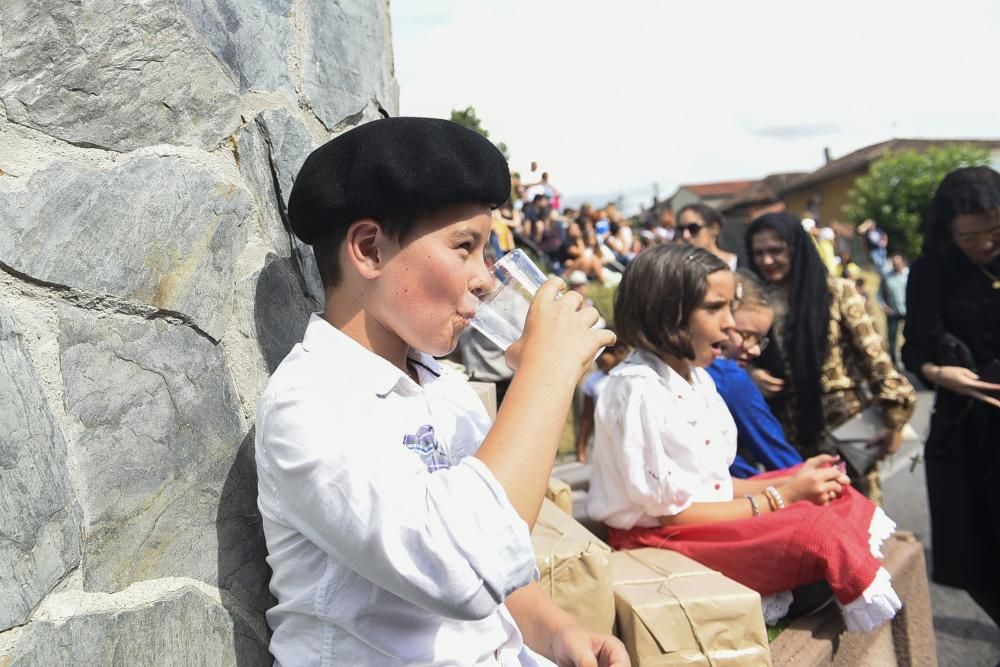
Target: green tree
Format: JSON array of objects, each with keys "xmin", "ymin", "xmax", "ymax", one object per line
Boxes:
[
  {"xmin": 449, "ymin": 106, "xmax": 510, "ymax": 160},
  {"xmin": 843, "ymin": 144, "xmax": 991, "ymax": 257}
]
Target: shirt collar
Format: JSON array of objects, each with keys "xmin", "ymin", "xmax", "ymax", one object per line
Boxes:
[
  {"xmin": 300, "ymin": 314, "xmax": 443, "ymax": 397},
  {"xmin": 613, "ymin": 348, "xmax": 707, "ymax": 397}
]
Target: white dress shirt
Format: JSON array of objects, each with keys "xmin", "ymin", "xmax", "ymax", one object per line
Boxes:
[
  {"xmin": 256, "ymin": 315, "xmax": 550, "ymax": 666},
  {"xmin": 586, "ymin": 349, "xmax": 737, "ymax": 529}
]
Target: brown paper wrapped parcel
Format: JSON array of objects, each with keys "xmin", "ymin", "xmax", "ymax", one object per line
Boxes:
[
  {"xmin": 530, "ymin": 498, "xmax": 615, "ymax": 634},
  {"xmin": 545, "ymin": 476, "xmax": 574, "ymax": 515},
  {"xmin": 611, "ymin": 548, "xmax": 771, "ymax": 666}
]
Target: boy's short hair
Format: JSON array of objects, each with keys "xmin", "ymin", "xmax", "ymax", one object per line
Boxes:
[
  {"xmin": 614, "ymin": 244, "xmax": 729, "ymax": 360},
  {"xmin": 288, "ymin": 117, "xmax": 511, "ymax": 287}
]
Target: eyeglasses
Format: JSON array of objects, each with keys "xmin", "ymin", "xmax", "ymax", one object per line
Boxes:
[
  {"xmin": 953, "ymin": 225, "xmax": 1000, "ymax": 246},
  {"xmin": 678, "ymin": 222, "xmax": 703, "ymax": 237},
  {"xmin": 732, "ymin": 329, "xmax": 770, "ymax": 352}
]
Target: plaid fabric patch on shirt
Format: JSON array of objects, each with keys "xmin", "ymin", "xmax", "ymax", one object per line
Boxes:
[{"xmin": 402, "ymin": 425, "xmax": 451, "ymax": 472}]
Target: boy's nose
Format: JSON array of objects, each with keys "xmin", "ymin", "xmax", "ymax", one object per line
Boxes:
[{"xmin": 470, "ymin": 258, "xmax": 492, "ymax": 296}]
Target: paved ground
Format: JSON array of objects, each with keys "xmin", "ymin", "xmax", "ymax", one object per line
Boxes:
[{"xmin": 881, "ymin": 390, "xmax": 1000, "ymax": 666}]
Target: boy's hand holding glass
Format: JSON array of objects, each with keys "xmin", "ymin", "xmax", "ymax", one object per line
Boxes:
[{"xmin": 469, "ymin": 250, "xmax": 614, "ymax": 376}]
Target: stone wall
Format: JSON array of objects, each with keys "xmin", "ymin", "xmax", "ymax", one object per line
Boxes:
[{"xmin": 0, "ymin": 1, "xmax": 397, "ymax": 663}]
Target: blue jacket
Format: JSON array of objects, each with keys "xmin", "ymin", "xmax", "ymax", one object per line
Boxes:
[{"xmin": 706, "ymin": 358, "xmax": 803, "ymax": 478}]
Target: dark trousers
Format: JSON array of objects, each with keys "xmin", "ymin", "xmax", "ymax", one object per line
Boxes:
[{"xmin": 887, "ymin": 315, "xmax": 904, "ymax": 363}]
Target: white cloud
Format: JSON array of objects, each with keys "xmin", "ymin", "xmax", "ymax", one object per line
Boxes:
[{"xmin": 393, "ymin": 0, "xmax": 1000, "ymax": 212}]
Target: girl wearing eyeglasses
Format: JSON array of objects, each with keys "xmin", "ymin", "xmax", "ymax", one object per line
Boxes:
[
  {"xmin": 706, "ymin": 269, "xmax": 803, "ymax": 478},
  {"xmin": 901, "ymin": 166, "xmax": 1000, "ymax": 628},
  {"xmin": 745, "ymin": 212, "xmax": 917, "ymax": 503}
]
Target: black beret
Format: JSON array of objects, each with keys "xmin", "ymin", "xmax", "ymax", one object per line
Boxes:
[{"xmin": 288, "ymin": 116, "xmax": 511, "ymax": 244}]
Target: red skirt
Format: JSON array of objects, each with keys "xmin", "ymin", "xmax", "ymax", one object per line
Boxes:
[{"xmin": 607, "ymin": 470, "xmax": 883, "ymax": 605}]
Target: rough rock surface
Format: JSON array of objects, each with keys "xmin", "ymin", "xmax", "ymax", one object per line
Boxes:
[
  {"xmin": 0, "ymin": 0, "xmax": 241, "ymax": 152},
  {"xmin": 56, "ymin": 306, "xmax": 271, "ymax": 608},
  {"xmin": 301, "ymin": 0, "xmax": 399, "ymax": 129},
  {"xmin": 5, "ymin": 586, "xmax": 269, "ymax": 666},
  {"xmin": 0, "ymin": 0, "xmax": 397, "ymax": 660},
  {"xmin": 0, "ymin": 306, "xmax": 82, "ymax": 631},
  {"xmin": 180, "ymin": 0, "xmax": 295, "ymax": 94},
  {"xmin": 0, "ymin": 154, "xmax": 252, "ymax": 340}
]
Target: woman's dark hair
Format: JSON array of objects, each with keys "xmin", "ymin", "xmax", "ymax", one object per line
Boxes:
[
  {"xmin": 614, "ymin": 244, "xmax": 729, "ymax": 360},
  {"xmin": 745, "ymin": 212, "xmax": 832, "ymax": 452},
  {"xmin": 923, "ymin": 165, "xmax": 1000, "ymax": 255},
  {"xmin": 676, "ymin": 203, "xmax": 724, "ymax": 229}
]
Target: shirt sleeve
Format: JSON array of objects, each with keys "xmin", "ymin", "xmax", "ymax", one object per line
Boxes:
[
  {"xmin": 609, "ymin": 378, "xmax": 701, "ymax": 518},
  {"xmin": 900, "ymin": 257, "xmax": 942, "ymax": 385},
  {"xmin": 836, "ymin": 279, "xmax": 917, "ymax": 429},
  {"xmin": 721, "ymin": 363, "xmax": 803, "ymax": 471},
  {"xmin": 256, "ymin": 387, "xmax": 537, "ymax": 622}
]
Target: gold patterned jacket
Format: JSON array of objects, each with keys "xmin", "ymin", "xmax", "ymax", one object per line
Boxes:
[{"xmin": 771, "ymin": 276, "xmax": 917, "ymax": 452}]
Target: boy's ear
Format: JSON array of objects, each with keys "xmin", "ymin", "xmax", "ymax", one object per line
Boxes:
[{"xmin": 344, "ymin": 218, "xmax": 392, "ymax": 279}]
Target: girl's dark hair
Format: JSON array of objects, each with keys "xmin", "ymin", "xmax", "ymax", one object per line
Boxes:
[
  {"xmin": 614, "ymin": 244, "xmax": 729, "ymax": 360},
  {"xmin": 923, "ymin": 165, "xmax": 1000, "ymax": 256},
  {"xmin": 676, "ymin": 203, "xmax": 724, "ymax": 229},
  {"xmin": 745, "ymin": 212, "xmax": 832, "ymax": 452}
]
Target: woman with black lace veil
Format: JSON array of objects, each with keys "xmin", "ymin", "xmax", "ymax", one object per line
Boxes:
[
  {"xmin": 902, "ymin": 166, "xmax": 1000, "ymax": 627},
  {"xmin": 744, "ymin": 212, "xmax": 916, "ymax": 502}
]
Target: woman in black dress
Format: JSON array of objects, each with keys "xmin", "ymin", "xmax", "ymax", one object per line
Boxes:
[{"xmin": 902, "ymin": 166, "xmax": 1000, "ymax": 626}]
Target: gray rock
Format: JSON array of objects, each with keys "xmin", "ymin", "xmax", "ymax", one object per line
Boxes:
[
  {"xmin": 251, "ymin": 253, "xmax": 316, "ymax": 373},
  {"xmin": 0, "ymin": 307, "xmax": 82, "ymax": 631},
  {"xmin": 5, "ymin": 586, "xmax": 270, "ymax": 666},
  {"xmin": 180, "ymin": 0, "xmax": 295, "ymax": 94},
  {"xmin": 300, "ymin": 0, "xmax": 398, "ymax": 129},
  {"xmin": 0, "ymin": 155, "xmax": 252, "ymax": 340},
  {"xmin": 237, "ymin": 109, "xmax": 324, "ymax": 302},
  {"xmin": 237, "ymin": 116, "xmax": 294, "ymax": 257},
  {"xmin": 58, "ymin": 307, "xmax": 269, "ymax": 610},
  {"xmin": 0, "ymin": 0, "xmax": 240, "ymax": 151},
  {"xmin": 254, "ymin": 109, "xmax": 316, "ymax": 212}
]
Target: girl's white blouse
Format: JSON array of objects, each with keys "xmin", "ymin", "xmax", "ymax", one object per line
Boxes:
[{"xmin": 586, "ymin": 349, "xmax": 738, "ymax": 529}]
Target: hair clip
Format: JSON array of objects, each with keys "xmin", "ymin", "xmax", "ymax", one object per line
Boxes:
[{"xmin": 735, "ymin": 282, "xmax": 744, "ymax": 301}]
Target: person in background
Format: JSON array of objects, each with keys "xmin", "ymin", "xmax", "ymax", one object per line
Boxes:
[
  {"xmin": 745, "ymin": 212, "xmax": 916, "ymax": 502},
  {"xmin": 575, "ymin": 339, "xmax": 627, "ymax": 463},
  {"xmin": 676, "ymin": 203, "xmax": 738, "ymax": 269},
  {"xmin": 858, "ymin": 219, "xmax": 889, "ymax": 273},
  {"xmin": 879, "ymin": 254, "xmax": 909, "ymax": 366},
  {"xmin": 902, "ymin": 166, "xmax": 1000, "ymax": 629},
  {"xmin": 707, "ymin": 269, "xmax": 803, "ymax": 478}
]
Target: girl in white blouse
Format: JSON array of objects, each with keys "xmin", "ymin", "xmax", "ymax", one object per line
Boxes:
[{"xmin": 586, "ymin": 244, "xmax": 901, "ymax": 632}]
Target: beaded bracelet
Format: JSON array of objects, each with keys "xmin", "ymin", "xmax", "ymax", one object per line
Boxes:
[
  {"xmin": 745, "ymin": 494, "xmax": 760, "ymax": 517},
  {"xmin": 765, "ymin": 486, "xmax": 786, "ymax": 511}
]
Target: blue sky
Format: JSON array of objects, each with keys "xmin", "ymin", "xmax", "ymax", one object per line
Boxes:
[{"xmin": 392, "ymin": 0, "xmax": 1000, "ymax": 212}]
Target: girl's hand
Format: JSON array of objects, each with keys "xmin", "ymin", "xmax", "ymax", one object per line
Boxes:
[
  {"xmin": 551, "ymin": 624, "xmax": 631, "ymax": 667},
  {"xmin": 750, "ymin": 368, "xmax": 785, "ymax": 397},
  {"xmin": 780, "ymin": 455, "xmax": 851, "ymax": 505},
  {"xmin": 924, "ymin": 364, "xmax": 1000, "ymax": 409},
  {"xmin": 506, "ymin": 278, "xmax": 616, "ymax": 380}
]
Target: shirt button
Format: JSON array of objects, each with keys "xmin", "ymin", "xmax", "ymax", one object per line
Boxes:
[
  {"xmin": 714, "ymin": 483, "xmax": 721, "ymax": 490},
  {"xmin": 705, "ymin": 439, "xmax": 711, "ymax": 445}
]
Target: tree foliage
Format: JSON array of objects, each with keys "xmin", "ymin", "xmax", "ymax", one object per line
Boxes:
[
  {"xmin": 449, "ymin": 106, "xmax": 510, "ymax": 160},
  {"xmin": 843, "ymin": 144, "xmax": 992, "ymax": 257}
]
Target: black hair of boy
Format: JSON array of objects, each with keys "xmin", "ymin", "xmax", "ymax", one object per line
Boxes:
[{"xmin": 614, "ymin": 244, "xmax": 729, "ymax": 359}]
